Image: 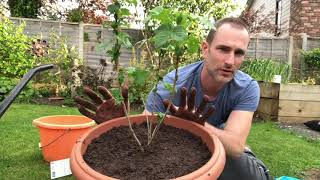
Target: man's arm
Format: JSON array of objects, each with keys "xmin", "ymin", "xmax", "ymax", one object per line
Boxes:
[{"xmin": 205, "ymin": 110, "xmax": 253, "ymax": 158}]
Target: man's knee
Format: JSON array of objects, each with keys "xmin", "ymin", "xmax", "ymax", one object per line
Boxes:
[{"xmin": 218, "ymin": 151, "xmax": 270, "ymax": 180}]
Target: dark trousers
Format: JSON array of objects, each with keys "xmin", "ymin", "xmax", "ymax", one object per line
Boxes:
[{"xmin": 218, "ymin": 149, "xmax": 271, "ymax": 180}]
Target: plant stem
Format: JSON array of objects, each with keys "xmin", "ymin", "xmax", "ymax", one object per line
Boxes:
[
  {"xmin": 149, "ymin": 55, "xmax": 180, "ymax": 145},
  {"xmin": 122, "ymin": 101, "xmax": 144, "ymax": 152},
  {"xmin": 142, "ymin": 100, "xmax": 152, "ymax": 144}
]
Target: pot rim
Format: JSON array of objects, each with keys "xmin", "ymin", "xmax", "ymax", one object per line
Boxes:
[{"xmin": 71, "ymin": 114, "xmax": 225, "ymax": 180}]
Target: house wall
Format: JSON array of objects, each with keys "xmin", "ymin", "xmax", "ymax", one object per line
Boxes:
[
  {"xmin": 248, "ymin": 0, "xmax": 291, "ymax": 37},
  {"xmin": 290, "ymin": 0, "xmax": 320, "ymax": 37}
]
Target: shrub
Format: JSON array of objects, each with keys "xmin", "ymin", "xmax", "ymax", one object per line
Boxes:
[
  {"xmin": 241, "ymin": 58, "xmax": 291, "ymax": 83},
  {"xmin": 66, "ymin": 8, "xmax": 84, "ymax": 23},
  {"xmin": 302, "ymin": 48, "xmax": 320, "ymax": 70},
  {"xmin": 0, "ymin": 17, "xmax": 35, "ymax": 78},
  {"xmin": 0, "ymin": 77, "xmax": 36, "ymax": 102},
  {"xmin": 36, "ymin": 33, "xmax": 83, "ymax": 97}
]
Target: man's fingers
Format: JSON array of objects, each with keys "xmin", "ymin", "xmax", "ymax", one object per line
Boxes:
[
  {"xmin": 200, "ymin": 106, "xmax": 215, "ymax": 122},
  {"xmin": 196, "ymin": 95, "xmax": 210, "ymax": 114},
  {"xmin": 121, "ymin": 85, "xmax": 129, "ymax": 99},
  {"xmin": 121, "ymin": 85, "xmax": 129, "ymax": 110},
  {"xmin": 77, "ymin": 104, "xmax": 97, "ymax": 121},
  {"xmin": 188, "ymin": 87, "xmax": 196, "ymax": 111},
  {"xmin": 163, "ymin": 99, "xmax": 178, "ymax": 114},
  {"xmin": 180, "ymin": 87, "xmax": 187, "ymax": 109},
  {"xmin": 98, "ymin": 86, "xmax": 113, "ymax": 100},
  {"xmin": 74, "ymin": 96, "xmax": 97, "ymax": 112},
  {"xmin": 84, "ymin": 87, "xmax": 103, "ymax": 104}
]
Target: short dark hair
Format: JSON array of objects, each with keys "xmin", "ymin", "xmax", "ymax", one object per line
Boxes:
[{"xmin": 206, "ymin": 17, "xmax": 249, "ymax": 44}]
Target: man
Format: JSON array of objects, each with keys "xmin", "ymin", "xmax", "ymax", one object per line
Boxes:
[
  {"xmin": 144, "ymin": 17, "xmax": 270, "ymax": 180},
  {"xmin": 75, "ymin": 17, "xmax": 270, "ymax": 180}
]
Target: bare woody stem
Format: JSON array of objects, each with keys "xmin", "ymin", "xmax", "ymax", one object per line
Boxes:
[
  {"xmin": 149, "ymin": 55, "xmax": 180, "ymax": 144},
  {"xmin": 149, "ymin": 100, "xmax": 172, "ymax": 145},
  {"xmin": 122, "ymin": 101, "xmax": 144, "ymax": 152},
  {"xmin": 142, "ymin": 100, "xmax": 152, "ymax": 144}
]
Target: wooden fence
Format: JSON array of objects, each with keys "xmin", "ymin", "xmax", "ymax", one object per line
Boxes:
[
  {"xmin": 9, "ymin": 17, "xmax": 142, "ymax": 74},
  {"xmin": 8, "ymin": 17, "xmax": 320, "ymax": 72}
]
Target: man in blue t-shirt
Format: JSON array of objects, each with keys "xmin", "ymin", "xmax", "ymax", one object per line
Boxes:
[
  {"xmin": 74, "ymin": 17, "xmax": 271, "ymax": 180},
  {"xmin": 144, "ymin": 17, "xmax": 270, "ymax": 180}
]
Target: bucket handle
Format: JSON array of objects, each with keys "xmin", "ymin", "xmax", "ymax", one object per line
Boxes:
[{"xmin": 40, "ymin": 128, "xmax": 71, "ymax": 148}]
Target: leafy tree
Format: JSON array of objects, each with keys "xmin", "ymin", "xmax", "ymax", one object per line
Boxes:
[
  {"xmin": 141, "ymin": 0, "xmax": 237, "ymax": 20},
  {"xmin": 8, "ymin": 0, "xmax": 42, "ymax": 18}
]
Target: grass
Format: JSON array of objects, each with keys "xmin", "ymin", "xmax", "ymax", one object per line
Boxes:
[
  {"xmin": 247, "ymin": 121, "xmax": 320, "ymax": 179},
  {"xmin": 0, "ymin": 104, "xmax": 319, "ymax": 179}
]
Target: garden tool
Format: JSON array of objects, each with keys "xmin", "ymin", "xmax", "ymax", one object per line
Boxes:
[{"xmin": 0, "ymin": 64, "xmax": 55, "ymax": 119}]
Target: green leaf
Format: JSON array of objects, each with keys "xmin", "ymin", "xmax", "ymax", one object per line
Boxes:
[
  {"xmin": 163, "ymin": 82, "xmax": 176, "ymax": 95},
  {"xmin": 119, "ymin": 8, "xmax": 131, "ymax": 17},
  {"xmin": 148, "ymin": 6, "xmax": 172, "ymax": 24},
  {"xmin": 126, "ymin": 0, "xmax": 138, "ymax": 6},
  {"xmin": 96, "ymin": 39, "xmax": 114, "ymax": 53},
  {"xmin": 153, "ymin": 25, "xmax": 187, "ymax": 48},
  {"xmin": 118, "ymin": 68, "xmax": 126, "ymax": 85},
  {"xmin": 186, "ymin": 36, "xmax": 200, "ymax": 54},
  {"xmin": 156, "ymin": 112, "xmax": 165, "ymax": 123},
  {"xmin": 127, "ymin": 67, "xmax": 150, "ymax": 86},
  {"xmin": 107, "ymin": 3, "xmax": 121, "ymax": 14},
  {"xmin": 116, "ymin": 32, "xmax": 132, "ymax": 48}
]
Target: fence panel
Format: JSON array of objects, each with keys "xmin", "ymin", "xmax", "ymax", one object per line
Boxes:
[{"xmin": 246, "ymin": 37, "xmax": 290, "ymax": 62}]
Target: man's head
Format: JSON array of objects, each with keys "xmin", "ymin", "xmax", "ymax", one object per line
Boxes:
[{"xmin": 201, "ymin": 17, "xmax": 250, "ymax": 85}]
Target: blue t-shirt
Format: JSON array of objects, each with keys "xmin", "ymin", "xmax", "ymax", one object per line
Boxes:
[{"xmin": 146, "ymin": 61, "xmax": 260, "ymax": 128}]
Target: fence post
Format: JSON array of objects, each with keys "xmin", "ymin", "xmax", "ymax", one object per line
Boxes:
[
  {"xmin": 78, "ymin": 22, "xmax": 84, "ymax": 60},
  {"xmin": 270, "ymin": 38, "xmax": 273, "ymax": 59},
  {"xmin": 70, "ymin": 22, "xmax": 84, "ymax": 97},
  {"xmin": 255, "ymin": 37, "xmax": 258, "ymax": 58},
  {"xmin": 288, "ymin": 36, "xmax": 293, "ymax": 65},
  {"xmin": 301, "ymin": 33, "xmax": 308, "ymax": 51},
  {"xmin": 300, "ymin": 33, "xmax": 308, "ymax": 79}
]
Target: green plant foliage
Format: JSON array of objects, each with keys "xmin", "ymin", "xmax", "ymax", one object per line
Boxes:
[
  {"xmin": 84, "ymin": 32, "xmax": 90, "ymax": 42},
  {"xmin": 127, "ymin": 66, "xmax": 151, "ymax": 104},
  {"xmin": 302, "ymin": 48, "xmax": 320, "ymax": 70},
  {"xmin": 141, "ymin": 0, "xmax": 237, "ymax": 20},
  {"xmin": 98, "ymin": 0, "xmax": 135, "ymax": 71},
  {"xmin": 67, "ymin": 8, "xmax": 84, "ymax": 23},
  {"xmin": 8, "ymin": 0, "xmax": 42, "ymax": 18},
  {"xmin": 0, "ymin": 17, "xmax": 35, "ymax": 78},
  {"xmin": 147, "ymin": 7, "xmax": 202, "ymax": 55},
  {"xmin": 0, "ymin": 77, "xmax": 36, "ymax": 102},
  {"xmin": 241, "ymin": 58, "xmax": 292, "ymax": 83},
  {"xmin": 36, "ymin": 33, "xmax": 82, "ymax": 96},
  {"xmin": 142, "ymin": 6, "xmax": 208, "ymax": 97}
]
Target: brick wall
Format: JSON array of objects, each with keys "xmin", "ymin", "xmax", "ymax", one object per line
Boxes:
[{"xmin": 290, "ymin": 0, "xmax": 320, "ymax": 37}]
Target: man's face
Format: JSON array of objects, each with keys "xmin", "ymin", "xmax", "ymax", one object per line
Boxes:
[{"xmin": 201, "ymin": 23, "xmax": 249, "ymax": 84}]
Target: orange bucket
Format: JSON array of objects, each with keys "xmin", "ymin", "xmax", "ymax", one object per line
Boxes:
[{"xmin": 33, "ymin": 115, "xmax": 95, "ymax": 162}]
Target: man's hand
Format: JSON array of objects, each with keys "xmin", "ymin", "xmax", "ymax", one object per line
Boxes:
[
  {"xmin": 163, "ymin": 87, "xmax": 215, "ymax": 125},
  {"xmin": 74, "ymin": 86, "xmax": 128, "ymax": 124}
]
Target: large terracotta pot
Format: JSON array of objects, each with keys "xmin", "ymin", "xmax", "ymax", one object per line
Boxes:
[{"xmin": 70, "ymin": 115, "xmax": 226, "ymax": 180}]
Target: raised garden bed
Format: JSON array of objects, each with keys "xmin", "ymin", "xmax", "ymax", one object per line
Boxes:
[{"xmin": 257, "ymin": 81, "xmax": 320, "ymax": 123}]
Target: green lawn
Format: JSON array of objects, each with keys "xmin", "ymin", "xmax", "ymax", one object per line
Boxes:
[
  {"xmin": 247, "ymin": 121, "xmax": 320, "ymax": 179},
  {"xmin": 0, "ymin": 104, "xmax": 319, "ymax": 179}
]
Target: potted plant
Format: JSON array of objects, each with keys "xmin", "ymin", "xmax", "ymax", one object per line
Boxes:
[{"xmin": 71, "ymin": 5, "xmax": 226, "ymax": 179}]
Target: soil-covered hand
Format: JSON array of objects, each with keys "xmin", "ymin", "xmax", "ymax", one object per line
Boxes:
[
  {"xmin": 74, "ymin": 86, "xmax": 128, "ymax": 124},
  {"xmin": 163, "ymin": 87, "xmax": 215, "ymax": 125}
]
